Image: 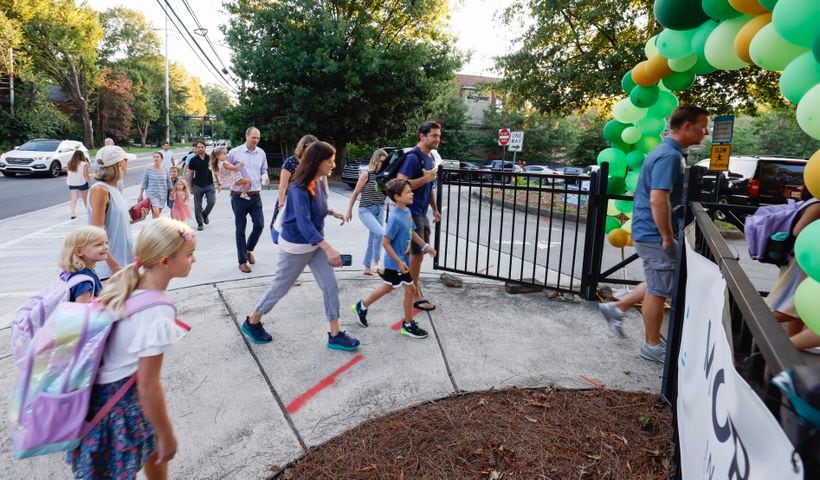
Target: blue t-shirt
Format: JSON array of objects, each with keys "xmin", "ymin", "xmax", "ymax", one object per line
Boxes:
[
  {"xmin": 398, "ymin": 147, "xmax": 433, "ymax": 217},
  {"xmin": 631, "ymin": 137, "xmax": 686, "ymax": 243},
  {"xmin": 383, "ymin": 206, "xmax": 413, "ymax": 270},
  {"xmin": 65, "ymin": 268, "xmax": 102, "ymax": 301}
]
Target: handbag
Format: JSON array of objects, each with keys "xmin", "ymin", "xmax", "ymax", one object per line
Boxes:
[{"xmin": 129, "ymin": 198, "xmax": 151, "ymax": 222}]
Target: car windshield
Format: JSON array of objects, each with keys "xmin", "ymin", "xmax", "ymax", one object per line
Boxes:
[
  {"xmin": 728, "ymin": 158, "xmax": 756, "ymax": 178},
  {"xmin": 17, "ymin": 140, "xmax": 60, "ymax": 152}
]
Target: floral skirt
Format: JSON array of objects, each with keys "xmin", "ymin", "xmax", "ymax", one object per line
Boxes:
[{"xmin": 66, "ymin": 377, "xmax": 155, "ymax": 480}]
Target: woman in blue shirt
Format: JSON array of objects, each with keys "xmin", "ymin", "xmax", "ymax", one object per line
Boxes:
[{"xmin": 243, "ymin": 141, "xmax": 360, "ymax": 351}]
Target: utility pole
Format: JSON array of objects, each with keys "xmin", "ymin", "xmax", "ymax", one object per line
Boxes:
[
  {"xmin": 164, "ymin": 15, "xmax": 170, "ymax": 144},
  {"xmin": 9, "ymin": 47, "xmax": 14, "ymax": 116}
]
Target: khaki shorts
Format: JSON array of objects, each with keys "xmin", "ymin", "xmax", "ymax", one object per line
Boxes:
[
  {"xmin": 634, "ymin": 240, "xmax": 677, "ymax": 298},
  {"xmin": 410, "ymin": 215, "xmax": 431, "ymax": 255}
]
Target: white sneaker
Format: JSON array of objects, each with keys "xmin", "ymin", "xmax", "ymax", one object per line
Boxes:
[
  {"xmin": 598, "ymin": 302, "xmax": 626, "ymax": 338},
  {"xmin": 640, "ymin": 342, "xmax": 666, "ymax": 364}
]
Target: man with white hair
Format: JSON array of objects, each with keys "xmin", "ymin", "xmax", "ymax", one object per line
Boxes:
[{"xmin": 90, "ymin": 138, "xmax": 115, "ymax": 174}]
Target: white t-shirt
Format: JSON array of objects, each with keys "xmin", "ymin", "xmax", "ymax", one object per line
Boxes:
[{"xmin": 96, "ymin": 290, "xmax": 185, "ymax": 384}]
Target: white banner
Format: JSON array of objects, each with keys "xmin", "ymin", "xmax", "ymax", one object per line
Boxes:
[{"xmin": 678, "ymin": 239, "xmax": 803, "ymax": 479}]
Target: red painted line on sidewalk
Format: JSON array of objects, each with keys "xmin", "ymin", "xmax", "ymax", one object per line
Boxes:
[
  {"xmin": 477, "ymin": 264, "xmax": 496, "ymax": 274},
  {"xmin": 286, "ymin": 354, "xmax": 364, "ymax": 414},
  {"xmin": 579, "ymin": 374, "xmax": 607, "ymax": 390},
  {"xmin": 390, "ymin": 307, "xmax": 424, "ymax": 330}
]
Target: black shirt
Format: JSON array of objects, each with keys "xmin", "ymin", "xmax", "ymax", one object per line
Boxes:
[{"xmin": 187, "ymin": 154, "xmax": 213, "ymax": 188}]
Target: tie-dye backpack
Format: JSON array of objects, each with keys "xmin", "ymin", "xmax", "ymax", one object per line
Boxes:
[{"xmin": 8, "ymin": 291, "xmax": 176, "ymax": 459}]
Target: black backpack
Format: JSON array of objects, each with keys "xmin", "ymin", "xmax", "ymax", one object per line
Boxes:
[{"xmin": 374, "ymin": 147, "xmax": 415, "ymax": 191}]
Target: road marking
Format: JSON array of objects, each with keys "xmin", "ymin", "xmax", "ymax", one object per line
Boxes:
[
  {"xmin": 477, "ymin": 264, "xmax": 496, "ymax": 274},
  {"xmin": 390, "ymin": 307, "xmax": 425, "ymax": 330},
  {"xmin": 286, "ymin": 354, "xmax": 364, "ymax": 414},
  {"xmin": 0, "ymin": 218, "xmax": 75, "ymax": 249}
]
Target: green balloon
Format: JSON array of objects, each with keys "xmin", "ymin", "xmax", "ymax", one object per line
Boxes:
[
  {"xmin": 597, "ymin": 147, "xmax": 626, "ymax": 165},
  {"xmin": 636, "ymin": 135, "xmax": 663, "ymax": 154},
  {"xmin": 649, "ymin": 91, "xmax": 679, "ymax": 117},
  {"xmin": 759, "ymin": 0, "xmax": 779, "ymax": 10},
  {"xmin": 780, "ymin": 52, "xmax": 820, "ymax": 104},
  {"xmin": 630, "ymin": 85, "xmax": 660, "ymax": 108},
  {"xmin": 702, "ymin": 0, "xmax": 742, "ymax": 20},
  {"xmin": 661, "ymin": 69, "xmax": 697, "ymax": 91},
  {"xmin": 638, "ymin": 115, "xmax": 667, "ymax": 136},
  {"xmin": 605, "ymin": 216, "xmax": 621, "ymax": 234},
  {"xmin": 622, "ymin": 70, "xmax": 637, "ymax": 95},
  {"xmin": 814, "ymin": 29, "xmax": 820, "ymax": 64},
  {"xmin": 626, "ymin": 150, "xmax": 646, "ymax": 170},
  {"xmin": 603, "ymin": 120, "xmax": 630, "ymax": 143},
  {"xmin": 795, "ymin": 219, "xmax": 820, "ymax": 281},
  {"xmin": 615, "ymin": 199, "xmax": 634, "ymax": 213},
  {"xmin": 750, "ymin": 23, "xmax": 809, "ymax": 71},
  {"xmin": 621, "ymin": 126, "xmax": 643, "ymax": 144},
  {"xmin": 607, "ymin": 175, "xmax": 627, "ymax": 195},
  {"xmin": 691, "ymin": 20, "xmax": 720, "ymax": 74},
  {"xmin": 613, "ymin": 98, "xmax": 648, "ymax": 123},
  {"xmin": 794, "ymin": 277, "xmax": 820, "ymax": 335},
  {"xmin": 655, "ymin": 0, "xmax": 709, "ymax": 30},
  {"xmin": 796, "ymin": 84, "xmax": 820, "ymax": 140},
  {"xmin": 611, "ymin": 140, "xmax": 633, "ymax": 153},
  {"xmin": 705, "ymin": 15, "xmax": 753, "ymax": 71},
  {"xmin": 625, "ymin": 171, "xmax": 641, "ymax": 191},
  {"xmin": 611, "ymin": 154, "xmax": 628, "ymax": 177},
  {"xmin": 772, "ymin": 0, "xmax": 820, "ymax": 48},
  {"xmin": 669, "ymin": 54, "xmax": 698, "ymax": 72},
  {"xmin": 657, "ymin": 28, "xmax": 697, "ymax": 59}
]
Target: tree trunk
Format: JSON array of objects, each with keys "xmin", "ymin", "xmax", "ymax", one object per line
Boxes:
[
  {"xmin": 65, "ymin": 55, "xmax": 94, "ymax": 148},
  {"xmin": 139, "ymin": 120, "xmax": 149, "ymax": 147},
  {"xmin": 334, "ymin": 141, "xmax": 347, "ymax": 180}
]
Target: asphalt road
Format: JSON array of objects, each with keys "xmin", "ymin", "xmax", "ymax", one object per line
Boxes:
[{"xmin": 0, "ymin": 147, "xmax": 192, "ymax": 220}]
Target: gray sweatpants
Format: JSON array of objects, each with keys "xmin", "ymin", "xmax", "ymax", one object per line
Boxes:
[{"xmin": 254, "ymin": 248, "xmax": 340, "ymax": 321}]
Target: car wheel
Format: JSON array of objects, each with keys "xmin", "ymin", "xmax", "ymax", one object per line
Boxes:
[
  {"xmin": 48, "ymin": 161, "xmax": 62, "ymax": 178},
  {"xmin": 2, "ymin": 171, "xmax": 17, "ymax": 177},
  {"xmin": 714, "ymin": 195, "xmax": 729, "ymax": 221}
]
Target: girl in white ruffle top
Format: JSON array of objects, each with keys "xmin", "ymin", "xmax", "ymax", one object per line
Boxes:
[{"xmin": 66, "ymin": 218, "xmax": 196, "ymax": 480}]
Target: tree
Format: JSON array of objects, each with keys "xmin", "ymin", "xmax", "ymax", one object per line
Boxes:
[
  {"xmin": 5, "ymin": 0, "xmax": 103, "ymax": 147},
  {"xmin": 203, "ymin": 84, "xmax": 233, "ymax": 138},
  {"xmin": 223, "ymin": 0, "xmax": 461, "ymax": 167},
  {"xmin": 98, "ymin": 6, "xmax": 161, "ymax": 61},
  {"xmin": 498, "ymin": 0, "xmax": 786, "ymax": 115},
  {"xmin": 95, "ymin": 68, "xmax": 134, "ymax": 143}
]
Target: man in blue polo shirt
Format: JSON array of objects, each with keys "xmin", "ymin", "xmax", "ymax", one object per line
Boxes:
[
  {"xmin": 625, "ymin": 106, "xmax": 708, "ymax": 364},
  {"xmin": 397, "ymin": 121, "xmax": 442, "ymax": 311}
]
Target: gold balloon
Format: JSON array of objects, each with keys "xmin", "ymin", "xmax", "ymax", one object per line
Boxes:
[
  {"xmin": 627, "ymin": 234, "xmax": 634, "ymax": 247},
  {"xmin": 728, "ymin": 0, "xmax": 767, "ymax": 15},
  {"xmin": 645, "ymin": 53, "xmax": 673, "ymax": 79},
  {"xmin": 735, "ymin": 13, "xmax": 771, "ymax": 63},
  {"xmin": 608, "ymin": 228, "xmax": 630, "ymax": 248},
  {"xmin": 806, "ymin": 150, "xmax": 820, "ymax": 199},
  {"xmin": 631, "ymin": 61, "xmax": 660, "ymax": 86}
]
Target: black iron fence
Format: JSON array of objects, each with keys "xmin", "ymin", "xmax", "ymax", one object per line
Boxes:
[{"xmin": 433, "ymin": 165, "xmax": 607, "ymax": 297}]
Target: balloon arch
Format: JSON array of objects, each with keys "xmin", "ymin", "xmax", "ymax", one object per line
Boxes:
[{"xmin": 595, "ymin": 0, "xmax": 820, "ymax": 332}]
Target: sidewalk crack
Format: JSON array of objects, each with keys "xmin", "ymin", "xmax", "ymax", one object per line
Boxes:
[
  {"xmin": 420, "ymin": 287, "xmax": 460, "ymax": 394},
  {"xmin": 216, "ymin": 285, "xmax": 307, "ymax": 451}
]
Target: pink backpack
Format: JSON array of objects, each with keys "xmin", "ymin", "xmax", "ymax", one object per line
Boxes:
[
  {"xmin": 8, "ymin": 290, "xmax": 187, "ymax": 459},
  {"xmin": 10, "ymin": 272, "xmax": 96, "ymax": 362}
]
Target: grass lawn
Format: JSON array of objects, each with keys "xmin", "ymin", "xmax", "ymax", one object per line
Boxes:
[{"xmin": 87, "ymin": 143, "xmax": 188, "ymax": 157}]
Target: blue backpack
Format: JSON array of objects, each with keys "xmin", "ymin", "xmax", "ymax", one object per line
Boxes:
[{"xmin": 744, "ymin": 199, "xmax": 818, "ymax": 265}]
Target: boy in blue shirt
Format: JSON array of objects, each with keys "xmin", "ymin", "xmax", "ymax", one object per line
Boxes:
[{"xmin": 352, "ymin": 178, "xmax": 437, "ymax": 338}]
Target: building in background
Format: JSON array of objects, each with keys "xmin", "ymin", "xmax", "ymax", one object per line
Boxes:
[{"xmin": 456, "ymin": 74, "xmax": 500, "ymax": 128}]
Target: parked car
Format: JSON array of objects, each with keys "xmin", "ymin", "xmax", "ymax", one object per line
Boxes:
[
  {"xmin": 0, "ymin": 139, "xmax": 88, "ymax": 178},
  {"xmin": 482, "ymin": 160, "xmax": 522, "ymax": 173},
  {"xmin": 203, "ymin": 136, "xmax": 214, "ymax": 147},
  {"xmin": 442, "ymin": 160, "xmax": 491, "ymax": 182},
  {"xmin": 553, "ymin": 166, "xmax": 585, "ymax": 185},
  {"xmin": 522, "ymin": 165, "xmax": 557, "ymax": 175},
  {"xmin": 215, "ymin": 139, "xmax": 231, "ymax": 148},
  {"xmin": 690, "ymin": 155, "xmax": 808, "ymax": 220}
]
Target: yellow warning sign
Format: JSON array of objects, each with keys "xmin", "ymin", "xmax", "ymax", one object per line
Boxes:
[{"xmin": 709, "ymin": 144, "xmax": 731, "ymax": 171}]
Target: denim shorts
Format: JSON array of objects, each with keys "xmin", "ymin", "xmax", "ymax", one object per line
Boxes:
[
  {"xmin": 68, "ymin": 183, "xmax": 89, "ymax": 191},
  {"xmin": 634, "ymin": 240, "xmax": 677, "ymax": 298}
]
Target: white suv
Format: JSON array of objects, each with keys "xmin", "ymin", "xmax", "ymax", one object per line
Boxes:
[{"xmin": 0, "ymin": 139, "xmax": 89, "ymax": 177}]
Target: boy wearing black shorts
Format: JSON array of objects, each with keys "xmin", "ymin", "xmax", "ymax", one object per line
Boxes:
[{"xmin": 352, "ymin": 179, "xmax": 436, "ymax": 338}]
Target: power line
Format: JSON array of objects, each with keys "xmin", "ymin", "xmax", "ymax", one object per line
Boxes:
[
  {"xmin": 179, "ymin": 0, "xmax": 232, "ymax": 74},
  {"xmin": 156, "ymin": 0, "xmax": 237, "ymax": 91}
]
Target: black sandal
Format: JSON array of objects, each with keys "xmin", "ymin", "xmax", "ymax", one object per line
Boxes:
[{"xmin": 413, "ymin": 299, "xmax": 436, "ymax": 311}]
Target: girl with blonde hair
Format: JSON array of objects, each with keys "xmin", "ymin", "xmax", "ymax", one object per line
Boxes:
[
  {"xmin": 170, "ymin": 178, "xmax": 193, "ymax": 223},
  {"xmin": 58, "ymin": 225, "xmax": 108, "ymax": 303},
  {"xmin": 66, "ymin": 150, "xmax": 90, "ymax": 219},
  {"xmin": 67, "ymin": 218, "xmax": 196, "ymax": 480},
  {"xmin": 345, "ymin": 148, "xmax": 388, "ymax": 274},
  {"xmin": 211, "ymin": 146, "xmax": 252, "ymax": 199}
]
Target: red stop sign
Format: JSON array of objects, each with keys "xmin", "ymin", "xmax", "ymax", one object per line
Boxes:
[{"xmin": 498, "ymin": 128, "xmax": 511, "ymax": 146}]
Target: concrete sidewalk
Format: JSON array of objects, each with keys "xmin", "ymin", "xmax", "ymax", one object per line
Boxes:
[{"xmin": 0, "ymin": 185, "xmax": 663, "ymax": 479}]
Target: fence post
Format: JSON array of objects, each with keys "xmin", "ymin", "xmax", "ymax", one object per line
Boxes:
[
  {"xmin": 580, "ymin": 162, "xmax": 609, "ymax": 300},
  {"xmin": 433, "ymin": 168, "xmax": 443, "ymax": 270}
]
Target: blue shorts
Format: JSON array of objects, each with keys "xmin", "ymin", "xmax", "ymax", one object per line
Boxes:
[{"xmin": 68, "ymin": 183, "xmax": 89, "ymax": 191}]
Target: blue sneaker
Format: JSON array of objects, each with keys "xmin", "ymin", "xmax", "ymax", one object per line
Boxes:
[
  {"xmin": 352, "ymin": 300, "xmax": 368, "ymax": 327},
  {"xmin": 327, "ymin": 331, "xmax": 360, "ymax": 351},
  {"xmin": 241, "ymin": 317, "xmax": 272, "ymax": 344}
]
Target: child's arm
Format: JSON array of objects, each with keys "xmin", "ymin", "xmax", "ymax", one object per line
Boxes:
[
  {"xmin": 411, "ymin": 231, "xmax": 436, "ymax": 257},
  {"xmin": 221, "ymin": 160, "xmax": 243, "ymax": 171},
  {"xmin": 138, "ymin": 355, "xmax": 177, "ymax": 465},
  {"xmin": 382, "ymin": 236, "xmax": 409, "ymax": 273}
]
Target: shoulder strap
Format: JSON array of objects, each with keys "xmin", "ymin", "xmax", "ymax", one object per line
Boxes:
[
  {"xmin": 65, "ymin": 273, "xmax": 97, "ymax": 296},
  {"xmin": 121, "ymin": 290, "xmax": 177, "ymax": 320}
]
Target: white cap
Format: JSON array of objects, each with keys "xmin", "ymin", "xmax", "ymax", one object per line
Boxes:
[{"xmin": 96, "ymin": 145, "xmax": 137, "ymax": 167}]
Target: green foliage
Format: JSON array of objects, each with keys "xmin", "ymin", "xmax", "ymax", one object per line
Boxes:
[
  {"xmin": 499, "ymin": 0, "xmax": 789, "ymax": 115},
  {"xmin": 430, "ymin": 91, "xmax": 479, "ymax": 159},
  {"xmin": 98, "ymin": 6, "xmax": 161, "ymax": 61},
  {"xmin": 0, "ymin": 79, "xmax": 69, "ymax": 149},
  {"xmin": 223, "ymin": 0, "xmax": 461, "ymax": 166},
  {"xmin": 730, "ymin": 109, "xmax": 820, "ymax": 158}
]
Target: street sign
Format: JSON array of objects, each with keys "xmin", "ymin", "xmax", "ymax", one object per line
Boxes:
[
  {"xmin": 709, "ymin": 144, "xmax": 731, "ymax": 171},
  {"xmin": 509, "ymin": 131, "xmax": 524, "ymax": 152},
  {"xmin": 711, "ymin": 115, "xmax": 734, "ymax": 144},
  {"xmin": 498, "ymin": 128, "xmax": 511, "ymax": 146}
]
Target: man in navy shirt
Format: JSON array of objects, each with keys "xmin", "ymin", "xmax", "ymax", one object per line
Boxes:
[
  {"xmin": 617, "ymin": 106, "xmax": 709, "ymax": 364},
  {"xmin": 397, "ymin": 121, "xmax": 442, "ymax": 311}
]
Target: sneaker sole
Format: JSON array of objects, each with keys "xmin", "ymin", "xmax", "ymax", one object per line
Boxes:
[
  {"xmin": 400, "ymin": 329, "xmax": 428, "ymax": 339},
  {"xmin": 351, "ymin": 304, "xmax": 368, "ymax": 327},
  {"xmin": 241, "ymin": 324, "xmax": 272, "ymax": 344},
  {"xmin": 639, "ymin": 352, "xmax": 665, "ymax": 364},
  {"xmin": 327, "ymin": 342, "xmax": 359, "ymax": 351}
]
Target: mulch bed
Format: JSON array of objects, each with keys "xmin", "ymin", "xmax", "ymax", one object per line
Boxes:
[{"xmin": 276, "ymin": 387, "xmax": 675, "ymax": 479}]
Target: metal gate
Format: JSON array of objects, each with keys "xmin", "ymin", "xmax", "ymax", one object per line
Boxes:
[{"xmin": 432, "ymin": 164, "xmax": 609, "ymax": 299}]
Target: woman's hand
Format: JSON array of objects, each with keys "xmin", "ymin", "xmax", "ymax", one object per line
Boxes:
[
  {"xmin": 322, "ymin": 244, "xmax": 342, "ymax": 267},
  {"xmin": 154, "ymin": 431, "xmax": 178, "ymax": 465},
  {"xmin": 329, "ymin": 209, "xmax": 346, "ymax": 225},
  {"xmin": 344, "ymin": 209, "xmax": 353, "ymax": 223}
]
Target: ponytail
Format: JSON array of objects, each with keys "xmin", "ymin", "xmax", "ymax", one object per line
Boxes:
[{"xmin": 96, "ymin": 263, "xmax": 141, "ymax": 314}]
